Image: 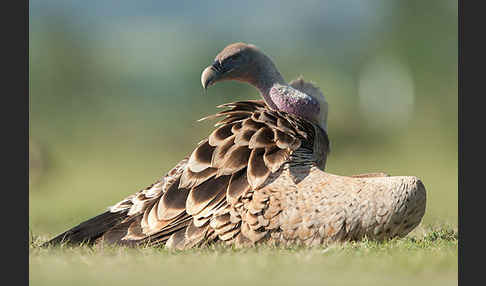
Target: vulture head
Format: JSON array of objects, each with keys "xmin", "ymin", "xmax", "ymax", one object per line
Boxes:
[{"xmin": 201, "ymin": 42, "xmax": 329, "ymax": 133}]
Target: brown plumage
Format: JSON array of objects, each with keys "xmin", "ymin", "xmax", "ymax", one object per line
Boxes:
[
  {"xmin": 43, "ymin": 43, "xmax": 426, "ymax": 248},
  {"xmin": 44, "ymin": 100, "xmax": 425, "ymax": 249}
]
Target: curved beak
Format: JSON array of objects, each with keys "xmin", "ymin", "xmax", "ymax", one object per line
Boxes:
[{"xmin": 201, "ymin": 66, "xmax": 220, "ymax": 89}]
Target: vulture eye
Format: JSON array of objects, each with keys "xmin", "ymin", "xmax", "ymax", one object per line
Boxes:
[
  {"xmin": 212, "ymin": 54, "xmax": 241, "ymax": 73},
  {"xmin": 228, "ymin": 54, "xmax": 241, "ymax": 61},
  {"xmin": 223, "ymin": 54, "xmax": 241, "ymax": 66},
  {"xmin": 211, "ymin": 54, "xmax": 241, "ymax": 74}
]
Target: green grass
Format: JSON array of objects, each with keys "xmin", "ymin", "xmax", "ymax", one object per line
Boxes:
[{"xmin": 30, "ymin": 226, "xmax": 457, "ymax": 286}]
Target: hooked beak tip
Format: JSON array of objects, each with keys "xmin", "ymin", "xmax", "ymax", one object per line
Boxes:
[{"xmin": 201, "ymin": 66, "xmax": 219, "ymax": 90}]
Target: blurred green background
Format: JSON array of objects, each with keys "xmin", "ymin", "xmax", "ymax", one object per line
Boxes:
[{"xmin": 29, "ymin": 0, "xmax": 457, "ymax": 237}]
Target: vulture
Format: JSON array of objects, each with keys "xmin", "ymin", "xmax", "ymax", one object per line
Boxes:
[{"xmin": 43, "ymin": 43, "xmax": 426, "ymax": 249}]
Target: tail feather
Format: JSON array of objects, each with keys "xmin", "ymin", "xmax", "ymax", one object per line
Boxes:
[{"xmin": 42, "ymin": 210, "xmax": 129, "ymax": 247}]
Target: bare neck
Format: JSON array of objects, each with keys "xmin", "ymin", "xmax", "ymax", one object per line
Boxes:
[{"xmin": 247, "ymin": 53, "xmax": 286, "ymax": 109}]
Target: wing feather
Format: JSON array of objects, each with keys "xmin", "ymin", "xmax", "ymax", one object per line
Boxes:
[{"xmin": 84, "ymin": 100, "xmax": 325, "ymax": 248}]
